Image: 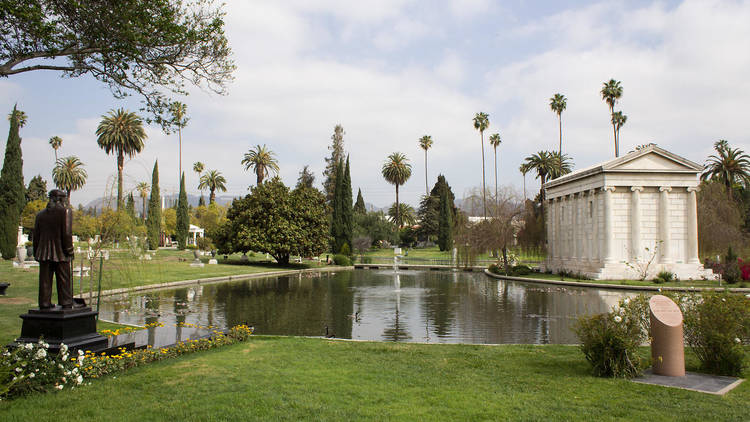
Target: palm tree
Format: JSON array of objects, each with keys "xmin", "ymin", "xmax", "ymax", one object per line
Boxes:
[
  {"xmin": 489, "ymin": 133, "xmax": 502, "ymax": 209},
  {"xmin": 611, "ymin": 111, "xmax": 627, "ymax": 152},
  {"xmin": 242, "ymin": 144, "xmax": 279, "ymax": 185},
  {"xmin": 473, "ymin": 112, "xmax": 490, "ymax": 219},
  {"xmin": 381, "ymin": 152, "xmax": 412, "ymax": 228},
  {"xmin": 193, "ymin": 161, "xmax": 205, "ymax": 200},
  {"xmin": 52, "ymin": 156, "xmax": 87, "ymax": 205},
  {"xmin": 388, "ymin": 203, "xmax": 416, "ymax": 227},
  {"xmin": 7, "ymin": 107, "xmax": 27, "ymax": 128},
  {"xmin": 524, "ymin": 151, "xmax": 555, "ymax": 202},
  {"xmin": 701, "ymin": 140, "xmax": 750, "ymax": 200},
  {"xmin": 601, "ymin": 79, "xmax": 623, "ymax": 157},
  {"xmin": 171, "ymin": 102, "xmax": 188, "ymax": 178},
  {"xmin": 418, "ymin": 135, "xmax": 433, "ymax": 196},
  {"xmin": 549, "ymin": 151, "xmax": 574, "ymax": 180},
  {"xmin": 136, "ymin": 182, "xmax": 150, "ymax": 221},
  {"xmin": 549, "ymin": 93, "xmax": 567, "ymax": 155},
  {"xmin": 95, "ymin": 108, "xmax": 147, "ymax": 209},
  {"xmin": 49, "ymin": 136, "xmax": 62, "ymax": 162},
  {"xmin": 199, "ymin": 170, "xmax": 228, "ymax": 204},
  {"xmin": 519, "ymin": 163, "xmax": 530, "ymax": 200}
]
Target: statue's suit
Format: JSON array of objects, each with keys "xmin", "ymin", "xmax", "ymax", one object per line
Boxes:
[{"xmin": 33, "ymin": 204, "xmax": 74, "ymax": 309}]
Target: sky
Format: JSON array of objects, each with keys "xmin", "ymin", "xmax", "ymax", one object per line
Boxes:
[{"xmin": 2, "ymin": 0, "xmax": 749, "ymax": 209}]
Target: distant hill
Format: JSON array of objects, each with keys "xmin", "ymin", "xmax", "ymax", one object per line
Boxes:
[{"xmin": 84, "ymin": 193, "xmax": 239, "ymax": 214}]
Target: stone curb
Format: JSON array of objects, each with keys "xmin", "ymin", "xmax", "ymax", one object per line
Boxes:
[
  {"xmin": 77, "ymin": 266, "xmax": 354, "ymax": 300},
  {"xmin": 484, "ymin": 269, "xmax": 750, "ymax": 292}
]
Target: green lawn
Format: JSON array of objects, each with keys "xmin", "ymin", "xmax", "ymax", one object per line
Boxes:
[
  {"xmin": 361, "ymin": 245, "xmax": 545, "ymax": 263},
  {"xmin": 506, "ymin": 271, "xmax": 744, "ymax": 289},
  {"xmin": 1, "ymin": 337, "xmax": 747, "ymax": 421}
]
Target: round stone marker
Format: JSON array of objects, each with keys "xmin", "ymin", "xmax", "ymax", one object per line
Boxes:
[{"xmin": 649, "ymin": 295, "xmax": 685, "ymax": 377}]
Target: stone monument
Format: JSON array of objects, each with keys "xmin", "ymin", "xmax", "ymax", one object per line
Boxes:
[
  {"xmin": 649, "ymin": 295, "xmax": 685, "ymax": 377},
  {"xmin": 14, "ymin": 190, "xmax": 108, "ymax": 354}
]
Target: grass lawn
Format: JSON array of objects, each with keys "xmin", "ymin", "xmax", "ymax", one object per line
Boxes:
[
  {"xmin": 0, "ymin": 250, "xmax": 327, "ymax": 344},
  {"xmin": 1, "ymin": 337, "xmax": 747, "ymax": 421},
  {"xmin": 507, "ymin": 271, "xmax": 746, "ymax": 289},
  {"xmin": 361, "ymin": 245, "xmax": 545, "ymax": 263}
]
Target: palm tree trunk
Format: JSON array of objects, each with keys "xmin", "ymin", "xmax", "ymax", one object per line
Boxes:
[
  {"xmin": 210, "ymin": 187, "xmax": 216, "ymax": 204},
  {"xmin": 257, "ymin": 168, "xmax": 263, "ymax": 186},
  {"xmin": 117, "ymin": 152, "xmax": 124, "ymax": 209},
  {"xmin": 424, "ymin": 149, "xmax": 428, "ymax": 197},
  {"xmin": 480, "ymin": 131, "xmax": 487, "ymax": 219},
  {"xmin": 494, "ymin": 147, "xmax": 498, "ymax": 214},
  {"xmin": 610, "ymin": 105, "xmax": 618, "ymax": 157},
  {"xmin": 67, "ymin": 189, "xmax": 71, "ymax": 207},
  {"xmin": 395, "ymin": 184, "xmax": 400, "ymax": 229},
  {"xmin": 523, "ymin": 173, "xmax": 526, "ymax": 200},
  {"xmin": 558, "ymin": 114, "xmax": 562, "ymax": 156},
  {"xmin": 142, "ymin": 197, "xmax": 146, "ymax": 221},
  {"xmin": 178, "ymin": 126, "xmax": 182, "ymax": 179}
]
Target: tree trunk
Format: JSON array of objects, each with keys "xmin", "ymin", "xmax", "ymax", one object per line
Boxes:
[
  {"xmin": 276, "ymin": 254, "xmax": 290, "ymax": 265},
  {"xmin": 502, "ymin": 245, "xmax": 509, "ymax": 275},
  {"xmin": 395, "ymin": 184, "xmax": 400, "ymax": 228},
  {"xmin": 424, "ymin": 149, "xmax": 428, "ymax": 197},
  {"xmin": 178, "ymin": 126, "xmax": 182, "ymax": 179},
  {"xmin": 494, "ymin": 146, "xmax": 498, "ymax": 214},
  {"xmin": 480, "ymin": 131, "xmax": 487, "ymax": 219},
  {"xmin": 610, "ymin": 105, "xmax": 618, "ymax": 157},
  {"xmin": 257, "ymin": 168, "xmax": 263, "ymax": 186},
  {"xmin": 558, "ymin": 114, "xmax": 562, "ymax": 155},
  {"xmin": 210, "ymin": 187, "xmax": 216, "ymax": 204},
  {"xmin": 117, "ymin": 152, "xmax": 124, "ymax": 209},
  {"xmin": 142, "ymin": 197, "xmax": 146, "ymax": 221}
]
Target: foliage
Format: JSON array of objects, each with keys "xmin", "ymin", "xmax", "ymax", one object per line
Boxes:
[
  {"xmin": 353, "ymin": 211, "xmax": 397, "ymax": 245},
  {"xmin": 511, "ymin": 264, "xmax": 532, "ymax": 276},
  {"xmin": 722, "ymin": 246, "xmax": 741, "ymax": 284},
  {"xmin": 99, "ymin": 209, "xmax": 142, "ymax": 244},
  {"xmin": 198, "ymin": 170, "xmax": 227, "ymax": 204},
  {"xmin": 215, "ymin": 179, "xmax": 329, "ymax": 264},
  {"xmin": 20, "ymin": 200, "xmax": 46, "ymax": 232},
  {"xmin": 332, "ymin": 254, "xmax": 352, "ymax": 266},
  {"xmin": 0, "ymin": 0, "xmax": 235, "ymax": 129},
  {"xmin": 162, "ymin": 208, "xmax": 177, "ymax": 237},
  {"xmin": 1, "ymin": 341, "xmax": 83, "ymax": 399},
  {"xmin": 342, "ymin": 157, "xmax": 353, "ymax": 253},
  {"xmin": 418, "ymin": 135, "xmax": 433, "ymax": 195},
  {"xmin": 135, "ymin": 182, "xmax": 150, "ymax": 221},
  {"xmin": 192, "ymin": 203, "xmax": 227, "ymax": 235},
  {"xmin": 701, "ymin": 140, "xmax": 750, "ymax": 199},
  {"xmin": 352, "ymin": 236, "xmax": 372, "ymax": 255},
  {"xmin": 25, "ymin": 175, "xmax": 47, "ymax": 202},
  {"xmin": 176, "ymin": 174, "xmax": 189, "ymax": 249},
  {"xmin": 96, "ymin": 109, "xmax": 146, "ymax": 208},
  {"xmin": 331, "ymin": 157, "xmax": 353, "ymax": 253},
  {"xmin": 146, "ymin": 161, "xmax": 161, "ymax": 249},
  {"xmin": 339, "ymin": 242, "xmax": 351, "ymax": 257},
  {"xmin": 398, "ymin": 226, "xmax": 418, "ymax": 247},
  {"xmin": 601, "ymin": 79, "xmax": 624, "ymax": 157},
  {"xmin": 0, "ymin": 105, "xmax": 26, "ymax": 259},
  {"xmin": 381, "ymin": 152, "xmax": 412, "ymax": 228},
  {"xmin": 354, "ymin": 188, "xmax": 366, "ymax": 214},
  {"xmin": 473, "ymin": 111, "xmax": 490, "ymax": 217},
  {"xmin": 515, "ymin": 200, "xmax": 545, "ymax": 250},
  {"xmin": 125, "ymin": 193, "xmax": 136, "ymax": 220},
  {"xmin": 574, "ymin": 297, "xmax": 645, "ymax": 378},
  {"xmin": 323, "ymin": 125, "xmax": 345, "ymax": 206},
  {"xmin": 388, "ymin": 202, "xmax": 416, "ymax": 227},
  {"xmin": 697, "ymin": 180, "xmax": 747, "ymax": 254},
  {"xmin": 196, "ymin": 237, "xmax": 213, "ymax": 251},
  {"xmin": 242, "ymin": 144, "xmax": 279, "ymax": 185},
  {"xmin": 52, "ymin": 156, "xmax": 87, "ymax": 205},
  {"xmin": 549, "ymin": 93, "xmax": 567, "ymax": 154},
  {"xmin": 652, "ymin": 270, "xmax": 675, "ymax": 284},
  {"xmin": 523, "ymin": 150, "xmax": 573, "ymax": 202},
  {"xmin": 296, "ymin": 165, "xmax": 315, "ymax": 189}
]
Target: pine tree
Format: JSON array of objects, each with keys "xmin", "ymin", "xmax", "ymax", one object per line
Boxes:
[
  {"xmin": 125, "ymin": 193, "xmax": 136, "ymax": 219},
  {"xmin": 323, "ymin": 125, "xmax": 345, "ymax": 206},
  {"xmin": 199, "ymin": 195, "xmax": 205, "ymax": 207},
  {"xmin": 146, "ymin": 161, "xmax": 161, "ymax": 250},
  {"xmin": 330, "ymin": 159, "xmax": 344, "ymax": 252},
  {"xmin": 26, "ymin": 175, "xmax": 48, "ymax": 202},
  {"xmin": 176, "ymin": 173, "xmax": 189, "ymax": 249},
  {"xmin": 0, "ymin": 106, "xmax": 27, "ymax": 259},
  {"xmin": 341, "ymin": 155, "xmax": 353, "ymax": 252},
  {"xmin": 354, "ymin": 188, "xmax": 366, "ymax": 214},
  {"xmin": 438, "ymin": 182, "xmax": 453, "ymax": 252}
]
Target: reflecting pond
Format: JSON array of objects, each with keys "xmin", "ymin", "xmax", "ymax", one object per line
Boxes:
[{"xmin": 98, "ymin": 269, "xmax": 634, "ymax": 345}]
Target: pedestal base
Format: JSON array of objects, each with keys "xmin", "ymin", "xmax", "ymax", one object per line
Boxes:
[{"xmin": 15, "ymin": 306, "xmax": 108, "ymax": 354}]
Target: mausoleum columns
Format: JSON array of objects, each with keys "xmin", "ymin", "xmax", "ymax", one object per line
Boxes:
[
  {"xmin": 573, "ymin": 193, "xmax": 580, "ymax": 260},
  {"xmin": 630, "ymin": 186, "xmax": 643, "ymax": 261},
  {"xmin": 659, "ymin": 186, "xmax": 673, "ymax": 264},
  {"xmin": 686, "ymin": 187, "xmax": 700, "ymax": 264},
  {"xmin": 590, "ymin": 189, "xmax": 598, "ymax": 262},
  {"xmin": 603, "ymin": 186, "xmax": 616, "ymax": 264}
]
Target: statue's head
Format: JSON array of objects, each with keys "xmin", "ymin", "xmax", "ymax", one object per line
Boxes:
[{"xmin": 48, "ymin": 189, "xmax": 67, "ymax": 208}]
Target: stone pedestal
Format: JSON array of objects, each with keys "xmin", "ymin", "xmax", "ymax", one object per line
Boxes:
[
  {"xmin": 16, "ymin": 306, "xmax": 108, "ymax": 354},
  {"xmin": 649, "ymin": 295, "xmax": 685, "ymax": 376},
  {"xmin": 208, "ymin": 259, "xmax": 218, "ymax": 265}
]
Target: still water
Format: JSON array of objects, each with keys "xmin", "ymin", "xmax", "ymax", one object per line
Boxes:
[{"xmin": 99, "ymin": 269, "xmax": 633, "ymax": 344}]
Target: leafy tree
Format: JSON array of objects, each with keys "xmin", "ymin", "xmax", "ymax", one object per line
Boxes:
[
  {"xmin": 146, "ymin": 161, "xmax": 161, "ymax": 249},
  {"xmin": 0, "ymin": 105, "xmax": 26, "ymax": 259},
  {"xmin": 162, "ymin": 208, "xmax": 177, "ymax": 237},
  {"xmin": 416, "ymin": 193, "xmax": 439, "ymax": 241},
  {"xmin": 701, "ymin": 140, "xmax": 750, "ymax": 200},
  {"xmin": 48, "ymin": 136, "xmax": 62, "ymax": 162},
  {"xmin": 125, "ymin": 193, "xmax": 136, "ymax": 220},
  {"xmin": 388, "ymin": 202, "xmax": 416, "ymax": 227},
  {"xmin": 198, "ymin": 169, "xmax": 227, "ymax": 204},
  {"xmin": 697, "ymin": 180, "xmax": 746, "ymax": 255},
  {"xmin": 1, "ymin": 0, "xmax": 235, "ymax": 128},
  {"xmin": 473, "ymin": 112, "xmax": 490, "ymax": 219},
  {"xmin": 296, "ymin": 165, "xmax": 315, "ymax": 189},
  {"xmin": 381, "ymin": 152, "xmax": 412, "ymax": 228},
  {"xmin": 26, "ymin": 175, "xmax": 47, "ymax": 202},
  {"xmin": 323, "ymin": 125, "xmax": 345, "ymax": 206},
  {"xmin": 438, "ymin": 179, "xmax": 454, "ymax": 251},
  {"xmin": 136, "ymin": 182, "xmax": 150, "ymax": 221},
  {"xmin": 176, "ymin": 173, "xmax": 189, "ymax": 249},
  {"xmin": 215, "ymin": 178, "xmax": 328, "ymax": 264},
  {"xmin": 354, "ymin": 211, "xmax": 397, "ymax": 245},
  {"xmin": 489, "ymin": 133, "xmax": 502, "ymax": 209},
  {"xmin": 418, "ymin": 135, "xmax": 433, "ymax": 196},
  {"xmin": 96, "ymin": 108, "xmax": 147, "ymax": 208},
  {"xmin": 523, "ymin": 151, "xmax": 573, "ymax": 203},
  {"xmin": 52, "ymin": 156, "xmax": 87, "ymax": 205},
  {"xmin": 21, "ymin": 199, "xmax": 46, "ymax": 235},
  {"xmin": 549, "ymin": 93, "xmax": 567, "ymax": 155},
  {"xmin": 330, "ymin": 159, "xmax": 344, "ymax": 252},
  {"xmin": 601, "ymin": 79, "xmax": 623, "ymax": 157},
  {"xmin": 241, "ymin": 144, "xmax": 279, "ymax": 185},
  {"xmin": 354, "ymin": 188, "xmax": 366, "ymax": 214},
  {"xmin": 192, "ymin": 203, "xmax": 227, "ymax": 235}
]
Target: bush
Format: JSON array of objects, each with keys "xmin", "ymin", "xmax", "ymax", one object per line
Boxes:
[
  {"xmin": 574, "ymin": 312, "xmax": 645, "ymax": 378},
  {"xmin": 339, "ymin": 242, "xmax": 351, "ymax": 257},
  {"xmin": 196, "ymin": 237, "xmax": 214, "ymax": 251},
  {"xmin": 360, "ymin": 256, "xmax": 373, "ymax": 264},
  {"xmin": 332, "ymin": 254, "xmax": 352, "ymax": 266},
  {"xmin": 1, "ymin": 341, "xmax": 83, "ymax": 399},
  {"xmin": 739, "ymin": 258, "xmax": 750, "ymax": 281},
  {"xmin": 653, "ymin": 271, "xmax": 674, "ymax": 284},
  {"xmin": 511, "ymin": 264, "xmax": 531, "ymax": 276},
  {"xmin": 683, "ymin": 292, "xmax": 750, "ymax": 376}
]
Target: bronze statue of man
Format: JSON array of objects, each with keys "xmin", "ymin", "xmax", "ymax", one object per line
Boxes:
[{"xmin": 33, "ymin": 189, "xmax": 74, "ymax": 309}]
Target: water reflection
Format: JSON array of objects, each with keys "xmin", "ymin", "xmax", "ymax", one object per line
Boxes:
[{"xmin": 98, "ymin": 270, "xmax": 634, "ymax": 345}]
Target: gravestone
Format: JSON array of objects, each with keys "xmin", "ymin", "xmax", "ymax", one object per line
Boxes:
[{"xmin": 649, "ymin": 295, "xmax": 685, "ymax": 376}]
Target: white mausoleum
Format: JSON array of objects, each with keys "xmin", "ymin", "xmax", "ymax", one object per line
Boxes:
[{"xmin": 543, "ymin": 145, "xmax": 712, "ymax": 280}]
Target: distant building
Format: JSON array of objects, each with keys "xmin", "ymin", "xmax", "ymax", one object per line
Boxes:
[{"xmin": 543, "ymin": 145, "xmax": 712, "ymax": 280}]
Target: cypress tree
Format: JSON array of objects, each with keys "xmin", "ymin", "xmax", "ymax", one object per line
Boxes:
[
  {"xmin": 354, "ymin": 188, "xmax": 366, "ymax": 214},
  {"xmin": 341, "ymin": 155, "xmax": 353, "ymax": 252},
  {"xmin": 176, "ymin": 173, "xmax": 189, "ymax": 249},
  {"xmin": 125, "ymin": 193, "xmax": 136, "ymax": 219},
  {"xmin": 146, "ymin": 161, "xmax": 161, "ymax": 250},
  {"xmin": 198, "ymin": 195, "xmax": 205, "ymax": 207},
  {"xmin": 438, "ymin": 183, "xmax": 453, "ymax": 252},
  {"xmin": 0, "ymin": 106, "xmax": 27, "ymax": 259},
  {"xmin": 330, "ymin": 159, "xmax": 344, "ymax": 252}
]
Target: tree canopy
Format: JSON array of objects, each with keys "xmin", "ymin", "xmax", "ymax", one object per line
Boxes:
[{"xmin": 0, "ymin": 0, "xmax": 235, "ymax": 128}]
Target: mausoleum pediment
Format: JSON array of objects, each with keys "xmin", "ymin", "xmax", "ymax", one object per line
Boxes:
[{"xmin": 603, "ymin": 147, "xmax": 703, "ymax": 173}]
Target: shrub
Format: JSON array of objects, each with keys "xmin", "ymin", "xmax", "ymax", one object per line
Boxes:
[
  {"xmin": 339, "ymin": 242, "xmax": 351, "ymax": 257},
  {"xmin": 360, "ymin": 256, "xmax": 373, "ymax": 264},
  {"xmin": 739, "ymin": 258, "xmax": 750, "ymax": 281},
  {"xmin": 511, "ymin": 264, "xmax": 531, "ymax": 276},
  {"xmin": 724, "ymin": 261, "xmax": 742, "ymax": 284},
  {"xmin": 332, "ymin": 254, "xmax": 352, "ymax": 266},
  {"xmin": 196, "ymin": 236, "xmax": 214, "ymax": 251},
  {"xmin": 1, "ymin": 341, "xmax": 83, "ymax": 399},
  {"xmin": 683, "ymin": 292, "xmax": 750, "ymax": 376},
  {"xmin": 653, "ymin": 271, "xmax": 675, "ymax": 284}
]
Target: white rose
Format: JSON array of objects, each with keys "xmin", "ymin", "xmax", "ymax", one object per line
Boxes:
[
  {"xmin": 76, "ymin": 375, "xmax": 83, "ymax": 384},
  {"xmin": 15, "ymin": 367, "xmax": 22, "ymax": 373},
  {"xmin": 623, "ymin": 298, "xmax": 630, "ymax": 305},
  {"xmin": 35, "ymin": 349, "xmax": 47, "ymax": 359},
  {"xmin": 29, "ymin": 373, "xmax": 35, "ymax": 378},
  {"xmin": 24, "ymin": 343, "xmax": 33, "ymax": 350},
  {"xmin": 614, "ymin": 315, "xmax": 623, "ymax": 323},
  {"xmin": 735, "ymin": 338, "xmax": 741, "ymax": 344},
  {"xmin": 56, "ymin": 385, "xmax": 63, "ymax": 390}
]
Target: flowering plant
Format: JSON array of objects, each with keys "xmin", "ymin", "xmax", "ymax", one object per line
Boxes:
[{"xmin": 1, "ymin": 340, "xmax": 83, "ymax": 399}]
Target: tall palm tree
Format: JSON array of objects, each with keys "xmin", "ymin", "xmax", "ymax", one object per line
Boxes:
[
  {"xmin": 524, "ymin": 151, "xmax": 555, "ymax": 202},
  {"xmin": 193, "ymin": 161, "xmax": 205, "ymax": 200},
  {"xmin": 381, "ymin": 152, "xmax": 412, "ymax": 228},
  {"xmin": 49, "ymin": 136, "xmax": 62, "ymax": 162},
  {"xmin": 489, "ymin": 133, "xmax": 502, "ymax": 209},
  {"xmin": 52, "ymin": 156, "xmax": 87, "ymax": 205},
  {"xmin": 199, "ymin": 170, "xmax": 228, "ymax": 204},
  {"xmin": 473, "ymin": 111, "xmax": 490, "ymax": 219},
  {"xmin": 171, "ymin": 102, "xmax": 188, "ymax": 178},
  {"xmin": 701, "ymin": 140, "xmax": 750, "ymax": 200},
  {"xmin": 519, "ymin": 162, "xmax": 531, "ymax": 200},
  {"xmin": 418, "ymin": 135, "xmax": 433, "ymax": 196},
  {"xmin": 549, "ymin": 151, "xmax": 574, "ymax": 180},
  {"xmin": 388, "ymin": 203, "xmax": 416, "ymax": 227},
  {"xmin": 549, "ymin": 93, "xmax": 567, "ymax": 155},
  {"xmin": 601, "ymin": 79, "xmax": 623, "ymax": 157},
  {"xmin": 136, "ymin": 182, "xmax": 150, "ymax": 221},
  {"xmin": 95, "ymin": 108, "xmax": 147, "ymax": 209},
  {"xmin": 242, "ymin": 144, "xmax": 280, "ymax": 185},
  {"xmin": 612, "ymin": 111, "xmax": 627, "ymax": 153}
]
